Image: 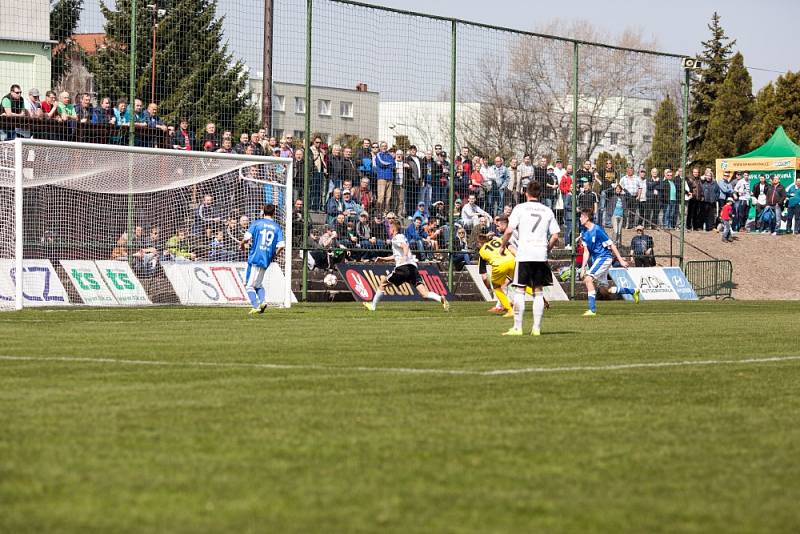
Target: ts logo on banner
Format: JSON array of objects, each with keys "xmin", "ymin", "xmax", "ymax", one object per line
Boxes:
[{"xmin": 61, "ymin": 260, "xmax": 118, "ymax": 306}]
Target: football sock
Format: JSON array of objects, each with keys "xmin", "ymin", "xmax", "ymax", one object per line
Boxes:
[
  {"xmin": 588, "ymin": 290, "xmax": 597, "ymax": 312},
  {"xmin": 246, "ymin": 289, "xmax": 259, "ymax": 309},
  {"xmin": 426, "ymin": 292, "xmax": 442, "ymax": 303},
  {"xmin": 513, "ymin": 291, "xmax": 525, "ymax": 331},
  {"xmin": 371, "ymin": 290, "xmax": 385, "ymax": 308},
  {"xmin": 255, "ymin": 287, "xmax": 266, "ymax": 304},
  {"xmin": 494, "ymin": 288, "xmax": 511, "ymax": 311},
  {"xmin": 532, "ymin": 291, "xmax": 544, "ymax": 331}
]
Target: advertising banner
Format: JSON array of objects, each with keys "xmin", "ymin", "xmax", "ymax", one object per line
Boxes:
[
  {"xmin": 336, "ymin": 263, "xmax": 450, "ymax": 302},
  {"xmin": 162, "ymin": 262, "xmax": 249, "ymax": 305},
  {"xmin": 61, "ymin": 260, "xmax": 118, "ymax": 306},
  {"xmin": 94, "ymin": 260, "xmax": 152, "ymax": 305},
  {"xmin": 609, "ymin": 267, "xmax": 697, "ymax": 301},
  {"xmin": 0, "ymin": 259, "xmax": 70, "ymax": 306}
]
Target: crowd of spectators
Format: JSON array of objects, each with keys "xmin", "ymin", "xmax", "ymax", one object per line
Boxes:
[
  {"xmin": 7, "ymin": 83, "xmax": 798, "ymax": 274},
  {"xmin": 685, "ymin": 167, "xmax": 799, "ymax": 237}
]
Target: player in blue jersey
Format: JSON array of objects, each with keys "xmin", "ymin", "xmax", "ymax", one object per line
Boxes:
[
  {"xmin": 240, "ymin": 203, "xmax": 285, "ymax": 315},
  {"xmin": 578, "ymin": 208, "xmax": 639, "ymax": 316}
]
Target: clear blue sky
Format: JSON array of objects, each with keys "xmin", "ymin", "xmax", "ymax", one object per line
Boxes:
[{"xmin": 366, "ymin": 0, "xmax": 796, "ymax": 89}]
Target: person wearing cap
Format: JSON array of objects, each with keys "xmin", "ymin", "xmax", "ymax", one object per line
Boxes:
[
  {"xmin": 24, "ymin": 87, "xmax": 42, "ymax": 119},
  {"xmin": 630, "ymin": 225, "xmax": 655, "ymax": 267},
  {"xmin": 719, "ymin": 197, "xmax": 735, "ymax": 242},
  {"xmin": 342, "ymin": 188, "xmax": 362, "ymax": 221},
  {"xmin": 411, "ymin": 201, "xmax": 429, "ymax": 225},
  {"xmin": 355, "ymin": 211, "xmax": 380, "ymax": 259},
  {"xmin": 404, "ymin": 215, "xmax": 430, "ymax": 260}
]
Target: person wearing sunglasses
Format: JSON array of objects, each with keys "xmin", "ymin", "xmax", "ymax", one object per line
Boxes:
[{"xmin": 1, "ymin": 84, "xmax": 26, "ymax": 140}]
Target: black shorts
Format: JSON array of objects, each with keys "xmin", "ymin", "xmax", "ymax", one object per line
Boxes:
[
  {"xmin": 387, "ymin": 264, "xmax": 423, "ymax": 287},
  {"xmin": 478, "ymin": 257, "xmax": 487, "ymax": 275},
  {"xmin": 512, "ymin": 261, "xmax": 553, "ymax": 288}
]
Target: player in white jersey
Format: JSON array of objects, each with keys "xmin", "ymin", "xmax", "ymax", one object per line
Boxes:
[
  {"xmin": 363, "ymin": 219, "xmax": 450, "ymax": 311},
  {"xmin": 499, "ymin": 181, "xmax": 560, "ymax": 336}
]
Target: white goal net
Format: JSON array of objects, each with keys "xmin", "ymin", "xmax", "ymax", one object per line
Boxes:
[{"xmin": 0, "ymin": 139, "xmax": 293, "ymax": 310}]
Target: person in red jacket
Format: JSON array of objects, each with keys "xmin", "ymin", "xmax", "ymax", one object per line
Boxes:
[{"xmin": 720, "ymin": 198, "xmax": 734, "ymax": 243}]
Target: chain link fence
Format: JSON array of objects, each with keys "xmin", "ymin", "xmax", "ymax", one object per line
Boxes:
[{"xmin": 1, "ymin": 0, "xmax": 688, "ymax": 298}]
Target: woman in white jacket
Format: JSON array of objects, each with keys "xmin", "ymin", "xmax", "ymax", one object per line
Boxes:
[{"xmin": 733, "ymin": 171, "xmax": 751, "ymax": 231}]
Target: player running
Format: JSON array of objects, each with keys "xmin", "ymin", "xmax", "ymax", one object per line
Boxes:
[
  {"xmin": 240, "ymin": 203, "xmax": 285, "ymax": 315},
  {"xmin": 363, "ymin": 219, "xmax": 449, "ymax": 312},
  {"xmin": 578, "ymin": 208, "xmax": 639, "ymax": 316},
  {"xmin": 499, "ymin": 181, "xmax": 559, "ymax": 336}
]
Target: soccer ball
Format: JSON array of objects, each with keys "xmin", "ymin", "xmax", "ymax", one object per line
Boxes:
[{"xmin": 323, "ymin": 273, "xmax": 338, "ymax": 287}]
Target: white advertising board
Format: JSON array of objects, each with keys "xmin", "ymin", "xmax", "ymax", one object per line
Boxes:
[
  {"xmin": 0, "ymin": 259, "xmax": 70, "ymax": 306},
  {"xmin": 94, "ymin": 260, "xmax": 152, "ymax": 305},
  {"xmin": 61, "ymin": 260, "xmax": 118, "ymax": 306}
]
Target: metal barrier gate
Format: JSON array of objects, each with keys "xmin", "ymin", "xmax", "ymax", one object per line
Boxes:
[{"xmin": 684, "ymin": 260, "xmax": 734, "ymax": 299}]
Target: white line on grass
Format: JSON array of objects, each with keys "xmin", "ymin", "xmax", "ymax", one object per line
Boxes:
[{"xmin": 1, "ymin": 355, "xmax": 799, "ymax": 377}]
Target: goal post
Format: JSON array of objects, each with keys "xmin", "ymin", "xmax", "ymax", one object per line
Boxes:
[{"xmin": 1, "ymin": 139, "xmax": 294, "ymax": 310}]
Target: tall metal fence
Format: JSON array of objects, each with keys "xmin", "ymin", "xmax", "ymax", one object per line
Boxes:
[{"xmin": 1, "ymin": 0, "xmax": 689, "ymax": 298}]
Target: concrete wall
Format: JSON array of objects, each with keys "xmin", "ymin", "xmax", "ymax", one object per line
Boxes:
[{"xmin": 0, "ymin": 0, "xmax": 52, "ymax": 96}]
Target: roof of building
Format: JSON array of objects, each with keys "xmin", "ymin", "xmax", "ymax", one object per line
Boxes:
[{"xmin": 72, "ymin": 33, "xmax": 107, "ymax": 55}]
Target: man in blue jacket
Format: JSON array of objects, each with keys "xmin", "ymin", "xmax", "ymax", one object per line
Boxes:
[{"xmin": 374, "ymin": 142, "xmax": 395, "ymax": 214}]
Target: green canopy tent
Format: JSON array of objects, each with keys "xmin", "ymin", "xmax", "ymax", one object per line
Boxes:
[{"xmin": 716, "ymin": 126, "xmax": 799, "ymax": 221}]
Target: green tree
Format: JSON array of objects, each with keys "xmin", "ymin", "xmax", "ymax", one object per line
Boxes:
[
  {"xmin": 88, "ymin": 0, "xmax": 257, "ymax": 135},
  {"xmin": 50, "ymin": 0, "xmax": 84, "ymax": 86},
  {"xmin": 750, "ymin": 71, "xmax": 800, "ymax": 145},
  {"xmin": 645, "ymin": 96, "xmax": 682, "ymax": 171},
  {"xmin": 687, "ymin": 12, "xmax": 736, "ymax": 168},
  {"xmin": 696, "ymin": 53, "xmax": 754, "ymax": 161}
]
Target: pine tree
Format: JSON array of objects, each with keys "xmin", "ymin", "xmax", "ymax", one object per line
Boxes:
[
  {"xmin": 50, "ymin": 0, "xmax": 84, "ymax": 86},
  {"xmin": 88, "ymin": 0, "xmax": 257, "ymax": 134},
  {"xmin": 645, "ymin": 95, "xmax": 682, "ymax": 171},
  {"xmin": 697, "ymin": 53, "xmax": 754, "ymax": 161},
  {"xmin": 750, "ymin": 71, "xmax": 800, "ymax": 145},
  {"xmin": 687, "ymin": 12, "xmax": 736, "ymax": 168}
]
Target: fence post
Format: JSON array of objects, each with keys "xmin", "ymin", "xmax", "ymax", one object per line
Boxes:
[
  {"xmin": 679, "ymin": 67, "xmax": 689, "ymax": 270},
  {"xmin": 447, "ymin": 19, "xmax": 457, "ymax": 290},
  {"xmin": 127, "ymin": 0, "xmax": 137, "ymax": 265},
  {"xmin": 570, "ymin": 41, "xmax": 579, "ymax": 298},
  {"xmin": 301, "ymin": 0, "xmax": 313, "ymax": 301}
]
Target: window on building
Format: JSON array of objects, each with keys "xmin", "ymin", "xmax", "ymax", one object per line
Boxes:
[
  {"xmin": 340, "ymin": 101, "xmax": 353, "ymax": 118},
  {"xmin": 592, "ymin": 130, "xmax": 603, "ymax": 145},
  {"xmin": 294, "ymin": 97, "xmax": 305, "ymax": 114},
  {"xmin": 273, "ymin": 95, "xmax": 285, "ymax": 112},
  {"xmin": 272, "ymin": 128, "xmax": 284, "ymax": 140},
  {"xmin": 643, "ymin": 135, "xmax": 653, "ymax": 144},
  {"xmin": 643, "ymin": 107, "xmax": 653, "ymax": 117},
  {"xmin": 294, "ymin": 130, "xmax": 305, "ymax": 141},
  {"xmin": 318, "ymin": 99, "xmax": 331, "ymax": 116},
  {"xmin": 319, "ymin": 133, "xmax": 331, "ymax": 145},
  {"xmin": 609, "ymin": 132, "xmax": 619, "ymax": 145}
]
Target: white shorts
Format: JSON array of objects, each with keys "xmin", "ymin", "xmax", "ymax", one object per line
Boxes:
[
  {"xmin": 586, "ymin": 257, "xmax": 613, "ymax": 286},
  {"xmin": 245, "ymin": 265, "xmax": 267, "ymax": 290}
]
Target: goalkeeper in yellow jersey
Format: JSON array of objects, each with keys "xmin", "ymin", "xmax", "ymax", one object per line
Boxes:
[
  {"xmin": 477, "ymin": 232, "xmax": 517, "ymax": 315},
  {"xmin": 477, "ymin": 215, "xmax": 548, "ymax": 317}
]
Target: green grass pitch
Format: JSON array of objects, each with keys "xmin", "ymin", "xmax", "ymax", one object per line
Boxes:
[{"xmin": 1, "ymin": 300, "xmax": 799, "ymax": 533}]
